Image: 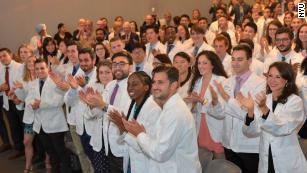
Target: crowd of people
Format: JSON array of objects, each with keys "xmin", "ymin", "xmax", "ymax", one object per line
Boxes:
[{"xmin": 1, "ymin": 0, "xmax": 307, "ymax": 173}]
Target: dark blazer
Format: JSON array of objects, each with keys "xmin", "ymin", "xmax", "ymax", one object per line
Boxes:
[
  {"xmin": 231, "ymin": 3, "xmax": 251, "ymax": 26},
  {"xmin": 121, "ymin": 32, "xmax": 140, "ymax": 52}
]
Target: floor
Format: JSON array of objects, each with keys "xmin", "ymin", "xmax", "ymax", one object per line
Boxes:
[{"xmin": 0, "ymin": 149, "xmax": 45, "ymax": 173}]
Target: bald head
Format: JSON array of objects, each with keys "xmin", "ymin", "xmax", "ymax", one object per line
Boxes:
[{"xmin": 123, "ymin": 21, "xmax": 131, "ymax": 34}]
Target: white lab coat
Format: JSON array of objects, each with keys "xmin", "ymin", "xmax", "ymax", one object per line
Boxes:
[
  {"xmin": 131, "ymin": 62, "xmax": 153, "ymax": 77},
  {"xmin": 120, "ymin": 96, "xmax": 161, "ymax": 173},
  {"xmin": 166, "ymin": 41, "xmax": 185, "ymax": 62},
  {"xmin": 64, "ymin": 68, "xmax": 97, "ymax": 135},
  {"xmin": 213, "ymin": 72, "xmax": 266, "ymax": 153},
  {"xmin": 264, "ymin": 50, "xmax": 304, "ymax": 72},
  {"xmin": 136, "ymin": 94, "xmax": 202, "ymax": 173},
  {"xmin": 102, "ymin": 78, "xmax": 131, "ymax": 157},
  {"xmin": 193, "ymin": 74, "xmax": 226, "ymax": 143},
  {"xmin": 14, "ymin": 81, "xmax": 34, "ymax": 124},
  {"xmin": 26, "ymin": 77, "xmax": 68, "ymax": 133},
  {"xmin": 186, "ymin": 41, "xmax": 215, "ymax": 58},
  {"xmin": 0, "ymin": 60, "xmax": 22, "ymax": 111},
  {"xmin": 145, "ymin": 41, "xmax": 166, "ymax": 65},
  {"xmin": 243, "ymin": 94, "xmax": 307, "ymax": 173}
]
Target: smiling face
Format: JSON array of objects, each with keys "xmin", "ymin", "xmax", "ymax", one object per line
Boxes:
[
  {"xmin": 46, "ymin": 41, "xmax": 56, "ymax": 53},
  {"xmin": 299, "ymin": 26, "xmax": 307, "ymax": 42},
  {"xmin": 19, "ymin": 47, "xmax": 33, "ymax": 62},
  {"xmin": 112, "ymin": 56, "xmax": 131, "ymax": 80},
  {"xmin": 98, "ymin": 65, "xmax": 113, "ymax": 86},
  {"xmin": 127, "ymin": 74, "xmax": 149, "ymax": 102},
  {"xmin": 95, "ymin": 44, "xmax": 106, "ymax": 59},
  {"xmin": 173, "ymin": 56, "xmax": 190, "ymax": 75},
  {"xmin": 197, "ymin": 55, "xmax": 213, "ymax": 76},
  {"xmin": 152, "ymin": 72, "xmax": 176, "ymax": 102},
  {"xmin": 26, "ymin": 56, "xmax": 36, "ymax": 71},
  {"xmin": 231, "ymin": 50, "xmax": 251, "ymax": 75},
  {"xmin": 35, "ymin": 62, "xmax": 49, "ymax": 79},
  {"xmin": 0, "ymin": 50, "xmax": 12, "ymax": 66},
  {"xmin": 276, "ymin": 33, "xmax": 292, "ymax": 53},
  {"xmin": 79, "ymin": 53, "xmax": 95, "ymax": 74},
  {"xmin": 267, "ymin": 66, "xmax": 287, "ymax": 95}
]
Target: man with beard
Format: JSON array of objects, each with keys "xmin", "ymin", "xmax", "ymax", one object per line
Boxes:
[
  {"xmin": 121, "ymin": 66, "xmax": 201, "ymax": 173},
  {"xmin": 264, "ymin": 27, "xmax": 304, "ymax": 73},
  {"xmin": 95, "ymin": 28, "xmax": 109, "ymax": 45},
  {"xmin": 65, "ymin": 48, "xmax": 97, "ymax": 172},
  {"xmin": 83, "ymin": 51, "xmax": 132, "ymax": 172},
  {"xmin": 164, "ymin": 26, "xmax": 184, "ymax": 62}
]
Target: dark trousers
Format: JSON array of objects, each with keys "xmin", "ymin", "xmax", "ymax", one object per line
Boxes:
[
  {"xmin": 0, "ymin": 96, "xmax": 10, "ymax": 144},
  {"xmin": 224, "ymin": 147, "xmax": 259, "ymax": 173},
  {"xmin": 38, "ymin": 130, "xmax": 71, "ymax": 173},
  {"xmin": 80, "ymin": 130, "xmax": 111, "ymax": 173},
  {"xmin": 108, "ymin": 144, "xmax": 123, "ymax": 173},
  {"xmin": 6, "ymin": 100, "xmax": 24, "ymax": 151}
]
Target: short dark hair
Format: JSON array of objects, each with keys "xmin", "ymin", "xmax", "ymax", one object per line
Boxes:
[
  {"xmin": 0, "ymin": 48, "xmax": 12, "ymax": 54},
  {"xmin": 57, "ymin": 23, "xmax": 64, "ymax": 30},
  {"xmin": 244, "ymin": 22, "xmax": 258, "ymax": 33},
  {"xmin": 109, "ymin": 37, "xmax": 123, "ymax": 43},
  {"xmin": 154, "ymin": 54, "xmax": 172, "ymax": 65},
  {"xmin": 232, "ymin": 44, "xmax": 253, "ymax": 59},
  {"xmin": 180, "ymin": 14, "xmax": 191, "ymax": 20},
  {"xmin": 152, "ymin": 66, "xmax": 179, "ymax": 83},
  {"xmin": 34, "ymin": 58, "xmax": 48, "ymax": 66},
  {"xmin": 66, "ymin": 40, "xmax": 81, "ymax": 52},
  {"xmin": 131, "ymin": 42, "xmax": 146, "ymax": 52},
  {"xmin": 96, "ymin": 28, "xmax": 106, "ymax": 35},
  {"xmin": 145, "ymin": 25, "xmax": 159, "ymax": 34},
  {"xmin": 79, "ymin": 47, "xmax": 95, "ymax": 60},
  {"xmin": 174, "ymin": 52, "xmax": 191, "ymax": 63},
  {"xmin": 267, "ymin": 62, "xmax": 298, "ymax": 103},
  {"xmin": 96, "ymin": 59, "xmax": 112, "ymax": 83},
  {"xmin": 166, "ymin": 25, "xmax": 177, "ymax": 32},
  {"xmin": 198, "ymin": 17, "xmax": 208, "ymax": 22},
  {"xmin": 275, "ymin": 27, "xmax": 294, "ymax": 40},
  {"xmin": 111, "ymin": 51, "xmax": 133, "ymax": 65},
  {"xmin": 191, "ymin": 24, "xmax": 205, "ymax": 34},
  {"xmin": 239, "ymin": 38, "xmax": 255, "ymax": 50}
]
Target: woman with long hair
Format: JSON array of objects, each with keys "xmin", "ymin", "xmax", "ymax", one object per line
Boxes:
[
  {"xmin": 240, "ymin": 62, "xmax": 307, "ymax": 173},
  {"xmin": 173, "ymin": 52, "xmax": 193, "ymax": 99},
  {"xmin": 94, "ymin": 42, "xmax": 110, "ymax": 65},
  {"xmin": 294, "ymin": 24, "xmax": 307, "ymax": 57},
  {"xmin": 13, "ymin": 55, "xmax": 52, "ymax": 173},
  {"xmin": 185, "ymin": 50, "xmax": 228, "ymax": 159},
  {"xmin": 78, "ymin": 60, "xmax": 113, "ymax": 173}
]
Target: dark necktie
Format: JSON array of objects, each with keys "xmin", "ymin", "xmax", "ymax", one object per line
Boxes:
[
  {"xmin": 167, "ymin": 44, "xmax": 174, "ymax": 54},
  {"xmin": 136, "ymin": 66, "xmax": 140, "ymax": 72},
  {"xmin": 281, "ymin": 56, "xmax": 286, "ymax": 62},
  {"xmin": 72, "ymin": 65, "xmax": 79, "ymax": 76},
  {"xmin": 85, "ymin": 76, "xmax": 90, "ymax": 85},
  {"xmin": 39, "ymin": 80, "xmax": 45, "ymax": 95},
  {"xmin": 110, "ymin": 84, "xmax": 119, "ymax": 105},
  {"xmin": 193, "ymin": 46, "xmax": 200, "ymax": 57},
  {"xmin": 5, "ymin": 66, "xmax": 10, "ymax": 96}
]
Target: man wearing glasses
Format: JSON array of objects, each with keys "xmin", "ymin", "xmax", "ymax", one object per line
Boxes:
[{"xmin": 264, "ymin": 27, "xmax": 304, "ymax": 73}]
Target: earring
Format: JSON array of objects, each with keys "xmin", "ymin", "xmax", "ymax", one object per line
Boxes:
[{"xmin": 285, "ymin": 83, "xmax": 288, "ymax": 87}]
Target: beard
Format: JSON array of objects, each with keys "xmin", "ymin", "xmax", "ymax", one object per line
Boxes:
[
  {"xmin": 277, "ymin": 44, "xmax": 292, "ymax": 53},
  {"xmin": 114, "ymin": 70, "xmax": 129, "ymax": 80}
]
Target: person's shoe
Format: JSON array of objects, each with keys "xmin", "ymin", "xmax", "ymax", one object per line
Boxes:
[
  {"xmin": 0, "ymin": 143, "xmax": 12, "ymax": 153},
  {"xmin": 8, "ymin": 150, "xmax": 25, "ymax": 160}
]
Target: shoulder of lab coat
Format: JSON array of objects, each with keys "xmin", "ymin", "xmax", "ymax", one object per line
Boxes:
[{"xmin": 261, "ymin": 94, "xmax": 304, "ymax": 136}]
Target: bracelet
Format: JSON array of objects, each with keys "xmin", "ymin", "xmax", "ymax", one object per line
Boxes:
[{"xmin": 201, "ymin": 98, "xmax": 208, "ymax": 105}]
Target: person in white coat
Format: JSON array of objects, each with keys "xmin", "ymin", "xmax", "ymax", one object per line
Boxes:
[
  {"xmin": 185, "ymin": 51, "xmax": 228, "ymax": 159},
  {"xmin": 13, "ymin": 55, "xmax": 49, "ymax": 172},
  {"xmin": 131, "ymin": 43, "xmax": 153, "ymax": 76},
  {"xmin": 212, "ymin": 44, "xmax": 266, "ymax": 173},
  {"xmin": 106, "ymin": 71, "xmax": 161, "ymax": 173},
  {"xmin": 26, "ymin": 58, "xmax": 71, "ymax": 173},
  {"xmin": 81, "ymin": 51, "xmax": 133, "ymax": 173},
  {"xmin": 172, "ymin": 52, "xmax": 193, "ymax": 100},
  {"xmin": 240, "ymin": 62, "xmax": 307, "ymax": 173},
  {"xmin": 144, "ymin": 26, "xmax": 166, "ymax": 65},
  {"xmin": 78, "ymin": 60, "xmax": 113, "ymax": 173},
  {"xmin": 186, "ymin": 25, "xmax": 214, "ymax": 64},
  {"xmin": 0, "ymin": 48, "xmax": 24, "ymax": 159},
  {"xmin": 122, "ymin": 66, "xmax": 202, "ymax": 173}
]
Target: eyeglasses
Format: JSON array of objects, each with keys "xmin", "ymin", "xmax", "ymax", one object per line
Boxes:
[
  {"xmin": 275, "ymin": 38, "xmax": 290, "ymax": 43},
  {"xmin": 112, "ymin": 62, "xmax": 129, "ymax": 68}
]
